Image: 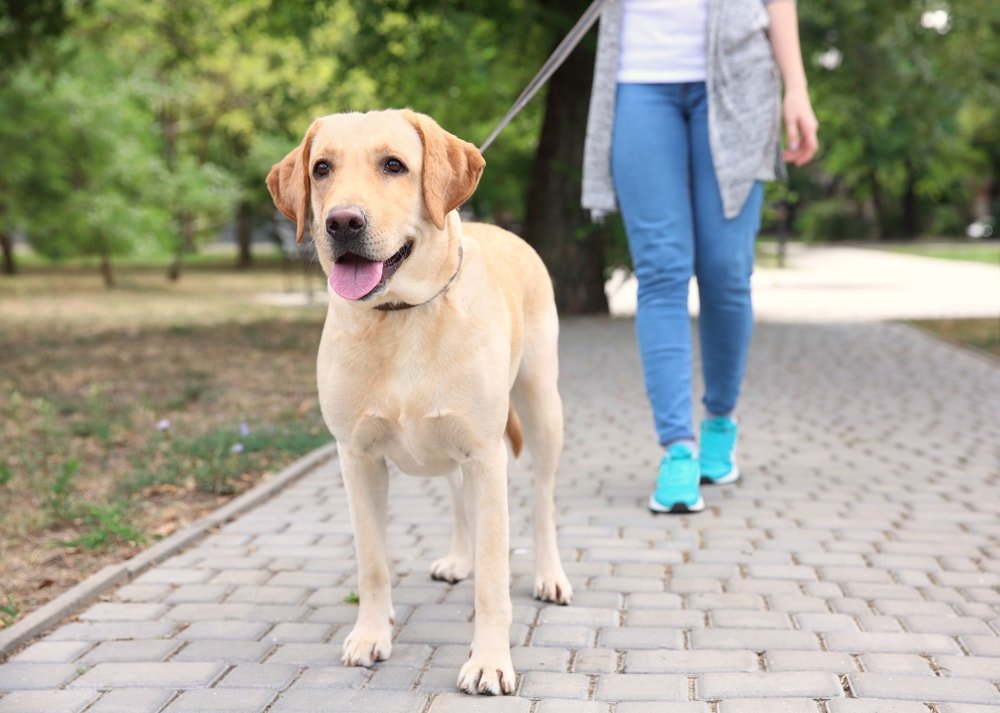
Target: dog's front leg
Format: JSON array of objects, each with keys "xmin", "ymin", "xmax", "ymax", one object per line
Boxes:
[
  {"xmin": 457, "ymin": 441, "xmax": 515, "ymax": 695},
  {"xmin": 339, "ymin": 447, "xmax": 395, "ymax": 667}
]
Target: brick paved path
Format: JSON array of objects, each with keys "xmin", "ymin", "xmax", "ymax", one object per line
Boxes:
[{"xmin": 2, "ymin": 319, "xmax": 999, "ymax": 712}]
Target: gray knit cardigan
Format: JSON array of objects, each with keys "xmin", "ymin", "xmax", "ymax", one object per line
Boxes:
[{"xmin": 582, "ymin": 0, "xmax": 788, "ymax": 220}]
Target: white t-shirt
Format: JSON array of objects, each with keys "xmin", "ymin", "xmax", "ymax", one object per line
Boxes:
[{"xmin": 617, "ymin": 0, "xmax": 709, "ymax": 83}]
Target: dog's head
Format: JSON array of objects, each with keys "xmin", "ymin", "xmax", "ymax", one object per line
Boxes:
[{"xmin": 266, "ymin": 109, "xmax": 485, "ymax": 304}]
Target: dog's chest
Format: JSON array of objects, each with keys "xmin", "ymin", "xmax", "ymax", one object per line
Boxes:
[
  {"xmin": 319, "ymin": 325, "xmax": 506, "ymax": 475},
  {"xmin": 348, "ymin": 409, "xmax": 480, "ymax": 475}
]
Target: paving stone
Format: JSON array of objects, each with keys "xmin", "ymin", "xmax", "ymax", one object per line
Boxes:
[
  {"xmin": 68, "ymin": 662, "xmax": 224, "ymax": 688},
  {"xmin": 174, "ymin": 639, "xmax": 274, "ymax": 663},
  {"xmin": 795, "ymin": 613, "xmax": 859, "ymax": 632},
  {"xmin": 539, "ymin": 606, "xmax": 618, "ymax": 627},
  {"xmin": 114, "ymin": 583, "xmax": 171, "ymax": 602},
  {"xmin": 571, "ymin": 648, "xmax": 619, "ymax": 673},
  {"xmin": 861, "ymin": 653, "xmax": 935, "ymax": 675},
  {"xmin": 687, "ymin": 592, "xmax": 765, "ymax": 610},
  {"xmin": 848, "ymin": 672, "xmax": 1000, "ymax": 704},
  {"xmin": 161, "ymin": 688, "xmax": 275, "ymax": 713},
  {"xmin": 711, "ymin": 609, "xmax": 793, "ymax": 629},
  {"xmin": 691, "ymin": 629, "xmax": 820, "ymax": 651},
  {"xmin": 518, "ymin": 671, "xmax": 590, "ymax": 699},
  {"xmin": 0, "ymin": 690, "xmax": 98, "ymax": 713},
  {"xmin": 135, "ymin": 568, "xmax": 213, "ymax": 585},
  {"xmin": 0, "ymin": 663, "xmax": 80, "ymax": 690},
  {"xmin": 368, "ymin": 665, "xmax": 421, "ymax": 690},
  {"xmin": 535, "ymin": 700, "xmax": 611, "ymax": 713},
  {"xmin": 510, "ymin": 646, "xmax": 571, "ymax": 672},
  {"xmin": 765, "ymin": 650, "xmax": 856, "ymax": 673},
  {"xmin": 428, "ymin": 693, "xmax": 531, "ymax": 712},
  {"xmin": 904, "ymin": 615, "xmax": 994, "ymax": 636},
  {"xmin": 717, "ymin": 700, "xmax": 820, "ymax": 713},
  {"xmin": 599, "ymin": 626, "xmax": 684, "ymax": 650},
  {"xmin": 10, "ymin": 641, "xmax": 92, "ymax": 663},
  {"xmin": 79, "ymin": 639, "xmax": 181, "ymax": 663},
  {"xmin": 593, "ymin": 673, "xmax": 689, "ymax": 701},
  {"xmin": 272, "ymin": 689, "xmax": 427, "ymax": 713},
  {"xmin": 934, "ymin": 655, "xmax": 1000, "ymax": 679},
  {"xmin": 824, "ymin": 631, "xmax": 960, "ymax": 655},
  {"xmin": 267, "ymin": 643, "xmax": 341, "ymax": 665},
  {"xmin": 627, "ymin": 593, "xmax": 684, "ymax": 609},
  {"xmin": 164, "ymin": 584, "xmax": 231, "ymax": 603},
  {"xmin": 531, "ymin": 625, "xmax": 595, "ymax": 648},
  {"xmin": 417, "ymin": 667, "xmax": 462, "ymax": 693},
  {"xmin": 856, "ymin": 615, "xmax": 904, "ymax": 633},
  {"xmin": 217, "ymin": 663, "xmax": 299, "ymax": 689},
  {"xmin": 293, "ymin": 666, "xmax": 370, "ymax": 688},
  {"xmin": 625, "ymin": 609, "xmax": 705, "ymax": 628},
  {"xmin": 263, "ymin": 621, "xmax": 333, "ymax": 643},
  {"xmin": 826, "ymin": 702, "xmax": 929, "ymax": 713},
  {"xmin": 697, "ymin": 671, "xmax": 843, "ymax": 699},
  {"xmin": 84, "ymin": 688, "xmax": 176, "ymax": 713},
  {"xmin": 175, "ymin": 620, "xmax": 270, "ymax": 640},
  {"xmin": 227, "ymin": 586, "xmax": 310, "ymax": 604},
  {"xmin": 45, "ymin": 621, "xmax": 176, "ymax": 641},
  {"xmin": 960, "ymin": 635, "xmax": 1000, "ymax": 657},
  {"xmin": 627, "ymin": 649, "xmax": 758, "ymax": 673},
  {"xmin": 616, "ymin": 704, "xmax": 710, "ymax": 713}
]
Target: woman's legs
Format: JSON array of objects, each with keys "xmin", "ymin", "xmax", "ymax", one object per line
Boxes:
[
  {"xmin": 686, "ymin": 84, "xmax": 763, "ymax": 419},
  {"xmin": 612, "ymin": 83, "xmax": 695, "ymax": 447}
]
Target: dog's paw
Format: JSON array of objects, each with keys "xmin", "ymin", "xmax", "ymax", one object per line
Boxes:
[
  {"xmin": 534, "ymin": 572, "xmax": 573, "ymax": 605},
  {"xmin": 430, "ymin": 554, "xmax": 473, "ymax": 584},
  {"xmin": 341, "ymin": 625, "xmax": 393, "ymax": 667},
  {"xmin": 457, "ymin": 651, "xmax": 515, "ymax": 695}
]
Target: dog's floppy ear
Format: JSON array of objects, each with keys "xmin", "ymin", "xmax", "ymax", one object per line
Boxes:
[
  {"xmin": 266, "ymin": 121, "xmax": 320, "ymax": 245},
  {"xmin": 403, "ymin": 110, "xmax": 485, "ymax": 230}
]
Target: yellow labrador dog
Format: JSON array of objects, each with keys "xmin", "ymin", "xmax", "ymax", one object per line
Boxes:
[{"xmin": 266, "ymin": 109, "xmax": 572, "ymax": 695}]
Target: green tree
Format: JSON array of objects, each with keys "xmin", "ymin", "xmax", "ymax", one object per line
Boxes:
[
  {"xmin": 0, "ymin": 0, "xmax": 76, "ymax": 275},
  {"xmin": 798, "ymin": 0, "xmax": 999, "ymax": 239}
]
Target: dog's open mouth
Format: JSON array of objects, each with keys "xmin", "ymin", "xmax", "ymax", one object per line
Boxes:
[{"xmin": 329, "ymin": 242, "xmax": 413, "ymax": 301}]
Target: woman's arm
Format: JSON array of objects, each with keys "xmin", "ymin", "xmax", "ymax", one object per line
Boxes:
[{"xmin": 767, "ymin": 0, "xmax": 819, "ymax": 165}]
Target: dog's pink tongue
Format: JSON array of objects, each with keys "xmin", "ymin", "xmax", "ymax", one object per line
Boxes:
[{"xmin": 329, "ymin": 255, "xmax": 384, "ymax": 300}]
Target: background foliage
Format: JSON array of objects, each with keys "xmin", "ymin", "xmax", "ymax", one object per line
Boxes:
[{"xmin": 1, "ymin": 0, "xmax": 997, "ymax": 301}]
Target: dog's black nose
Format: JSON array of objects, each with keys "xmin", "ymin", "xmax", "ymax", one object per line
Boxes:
[{"xmin": 326, "ymin": 207, "xmax": 366, "ymax": 241}]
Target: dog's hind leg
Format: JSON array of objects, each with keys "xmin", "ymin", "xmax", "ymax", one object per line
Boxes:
[
  {"xmin": 339, "ymin": 447, "xmax": 396, "ymax": 667},
  {"xmin": 430, "ymin": 469, "xmax": 473, "ymax": 584},
  {"xmin": 511, "ymin": 313, "xmax": 573, "ymax": 606}
]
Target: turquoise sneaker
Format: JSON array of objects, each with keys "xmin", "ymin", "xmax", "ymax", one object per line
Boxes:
[
  {"xmin": 648, "ymin": 443, "xmax": 705, "ymax": 514},
  {"xmin": 699, "ymin": 417, "xmax": 740, "ymax": 485}
]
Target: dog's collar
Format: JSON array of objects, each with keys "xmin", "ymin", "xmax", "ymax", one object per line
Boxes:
[{"xmin": 374, "ymin": 245, "xmax": 464, "ymax": 312}]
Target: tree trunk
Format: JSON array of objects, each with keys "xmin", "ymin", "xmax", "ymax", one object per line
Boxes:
[
  {"xmin": 522, "ymin": 13, "xmax": 608, "ymax": 314},
  {"xmin": 236, "ymin": 201, "xmax": 253, "ymax": 268},
  {"xmin": 900, "ymin": 163, "xmax": 919, "ymax": 239},
  {"xmin": 168, "ymin": 213, "xmax": 195, "ymax": 281},
  {"xmin": 867, "ymin": 165, "xmax": 890, "ymax": 240},
  {"xmin": 100, "ymin": 247, "xmax": 114, "ymax": 288},
  {"xmin": 0, "ymin": 232, "xmax": 15, "ymax": 275}
]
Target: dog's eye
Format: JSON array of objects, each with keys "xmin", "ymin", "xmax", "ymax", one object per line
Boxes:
[
  {"xmin": 384, "ymin": 158, "xmax": 407, "ymax": 175},
  {"xmin": 313, "ymin": 161, "xmax": 330, "ymax": 179}
]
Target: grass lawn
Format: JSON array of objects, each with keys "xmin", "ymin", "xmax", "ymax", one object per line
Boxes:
[
  {"xmin": 909, "ymin": 317, "xmax": 1000, "ymax": 358},
  {"xmin": 0, "ymin": 256, "xmax": 330, "ymax": 629},
  {"xmin": 880, "ymin": 241, "xmax": 1000, "ymax": 266}
]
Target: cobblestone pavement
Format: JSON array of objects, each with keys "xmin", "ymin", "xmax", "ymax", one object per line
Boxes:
[{"xmin": 2, "ymin": 318, "xmax": 999, "ymax": 712}]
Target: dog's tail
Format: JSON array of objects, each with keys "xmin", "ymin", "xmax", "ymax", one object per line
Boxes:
[{"xmin": 506, "ymin": 406, "xmax": 524, "ymax": 458}]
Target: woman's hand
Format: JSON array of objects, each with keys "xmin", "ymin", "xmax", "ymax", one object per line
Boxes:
[{"xmin": 782, "ymin": 88, "xmax": 819, "ymax": 166}]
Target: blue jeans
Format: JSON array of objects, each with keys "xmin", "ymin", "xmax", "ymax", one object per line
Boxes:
[{"xmin": 612, "ymin": 82, "xmax": 763, "ymax": 446}]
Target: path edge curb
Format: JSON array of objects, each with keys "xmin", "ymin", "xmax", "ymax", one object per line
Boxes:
[{"xmin": 0, "ymin": 441, "xmax": 338, "ymax": 659}]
